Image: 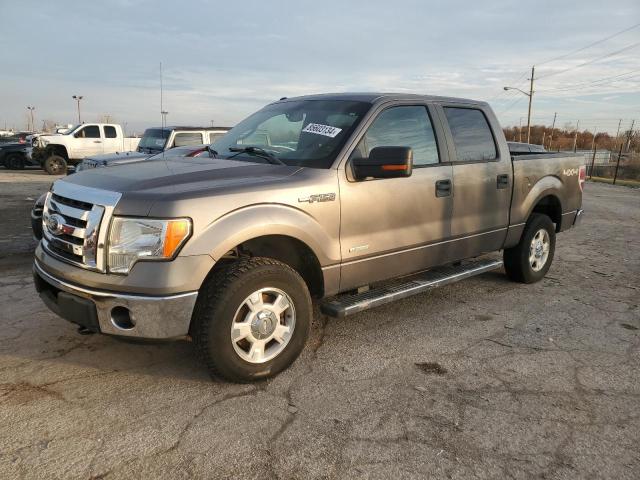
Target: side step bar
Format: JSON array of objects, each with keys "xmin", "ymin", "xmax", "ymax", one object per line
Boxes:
[{"xmin": 320, "ymin": 258, "xmax": 503, "ymax": 318}]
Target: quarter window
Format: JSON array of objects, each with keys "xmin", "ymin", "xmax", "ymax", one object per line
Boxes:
[
  {"xmin": 104, "ymin": 126, "xmax": 117, "ymax": 138},
  {"xmin": 351, "ymin": 106, "xmax": 439, "ymax": 166},
  {"xmin": 443, "ymin": 107, "xmax": 497, "ymax": 162}
]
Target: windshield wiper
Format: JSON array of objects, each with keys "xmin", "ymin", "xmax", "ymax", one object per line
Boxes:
[{"xmin": 227, "ymin": 146, "xmax": 286, "ymax": 165}]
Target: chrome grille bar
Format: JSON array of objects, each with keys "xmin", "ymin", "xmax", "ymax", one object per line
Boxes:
[{"xmin": 42, "ymin": 182, "xmax": 121, "ymax": 272}]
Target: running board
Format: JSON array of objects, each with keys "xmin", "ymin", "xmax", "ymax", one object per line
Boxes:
[{"xmin": 320, "ymin": 258, "xmax": 503, "ymax": 318}]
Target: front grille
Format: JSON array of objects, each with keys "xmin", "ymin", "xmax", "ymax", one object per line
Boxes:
[
  {"xmin": 41, "ymin": 183, "xmax": 121, "ymax": 272},
  {"xmin": 81, "ymin": 160, "xmax": 99, "ymax": 170}
]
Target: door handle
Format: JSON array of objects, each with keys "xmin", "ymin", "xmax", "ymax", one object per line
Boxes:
[
  {"xmin": 497, "ymin": 174, "xmax": 509, "ymax": 189},
  {"xmin": 435, "ymin": 179, "xmax": 452, "ymax": 197},
  {"xmin": 93, "ymin": 140, "xmax": 102, "ymax": 143}
]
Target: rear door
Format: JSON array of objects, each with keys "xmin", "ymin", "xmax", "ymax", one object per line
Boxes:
[
  {"xmin": 72, "ymin": 124, "xmax": 103, "ymax": 158},
  {"xmin": 338, "ymin": 102, "xmax": 454, "ymax": 290},
  {"xmin": 437, "ymin": 104, "xmax": 511, "ymax": 258}
]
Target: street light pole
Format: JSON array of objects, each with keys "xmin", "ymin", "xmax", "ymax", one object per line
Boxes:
[
  {"xmin": 72, "ymin": 95, "xmax": 83, "ymax": 124},
  {"xmin": 504, "ymin": 65, "xmax": 535, "ymax": 144},
  {"xmin": 26, "ymin": 106, "xmax": 35, "ymax": 131}
]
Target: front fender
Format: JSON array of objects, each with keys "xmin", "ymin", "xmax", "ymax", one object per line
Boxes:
[{"xmin": 181, "ymin": 203, "xmax": 340, "ymax": 267}]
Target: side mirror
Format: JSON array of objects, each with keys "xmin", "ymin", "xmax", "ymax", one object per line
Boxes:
[{"xmin": 352, "ymin": 146, "xmax": 413, "ymax": 180}]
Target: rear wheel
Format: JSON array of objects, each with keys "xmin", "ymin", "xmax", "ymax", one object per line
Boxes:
[
  {"xmin": 191, "ymin": 257, "xmax": 312, "ymax": 382},
  {"xmin": 6, "ymin": 154, "xmax": 25, "ymax": 170},
  {"xmin": 44, "ymin": 155, "xmax": 67, "ymax": 175},
  {"xmin": 504, "ymin": 213, "xmax": 556, "ymax": 283}
]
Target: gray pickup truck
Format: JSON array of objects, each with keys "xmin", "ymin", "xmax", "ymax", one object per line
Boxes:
[{"xmin": 33, "ymin": 93, "xmax": 585, "ymax": 382}]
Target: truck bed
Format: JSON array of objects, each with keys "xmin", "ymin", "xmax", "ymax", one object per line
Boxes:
[{"xmin": 509, "ymin": 152, "xmax": 584, "ymax": 231}]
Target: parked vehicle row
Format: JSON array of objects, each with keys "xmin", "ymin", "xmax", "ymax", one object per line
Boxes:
[
  {"xmin": 76, "ymin": 126, "xmax": 230, "ymax": 171},
  {"xmin": 32, "ymin": 123, "xmax": 141, "ymax": 174},
  {"xmin": 32, "ymin": 92, "xmax": 585, "ymax": 383}
]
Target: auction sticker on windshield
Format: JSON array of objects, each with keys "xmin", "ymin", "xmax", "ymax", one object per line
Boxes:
[{"xmin": 302, "ymin": 123, "xmax": 342, "ymax": 138}]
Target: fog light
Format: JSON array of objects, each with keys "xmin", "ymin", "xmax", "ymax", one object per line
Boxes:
[{"xmin": 111, "ymin": 306, "xmax": 134, "ymax": 330}]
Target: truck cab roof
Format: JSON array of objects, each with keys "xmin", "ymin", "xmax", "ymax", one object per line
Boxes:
[{"xmin": 272, "ymin": 92, "xmax": 488, "ymax": 107}]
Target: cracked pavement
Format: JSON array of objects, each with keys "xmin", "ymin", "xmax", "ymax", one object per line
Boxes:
[{"xmin": 0, "ymin": 171, "xmax": 639, "ymax": 479}]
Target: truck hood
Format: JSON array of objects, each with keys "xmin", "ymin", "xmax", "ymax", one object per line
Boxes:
[
  {"xmin": 85, "ymin": 151, "xmax": 149, "ymax": 164},
  {"xmin": 60, "ymin": 157, "xmax": 302, "ymax": 216}
]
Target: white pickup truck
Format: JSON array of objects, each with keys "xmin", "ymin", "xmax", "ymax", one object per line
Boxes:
[{"xmin": 32, "ymin": 124, "xmax": 140, "ymax": 174}]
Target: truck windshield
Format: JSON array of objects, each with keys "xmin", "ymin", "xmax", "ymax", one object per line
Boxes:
[
  {"xmin": 212, "ymin": 100, "xmax": 371, "ymax": 168},
  {"xmin": 64, "ymin": 125, "xmax": 81, "ymax": 135},
  {"xmin": 137, "ymin": 128, "xmax": 171, "ymax": 153}
]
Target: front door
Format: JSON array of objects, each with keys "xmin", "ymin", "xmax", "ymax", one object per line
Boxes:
[
  {"xmin": 338, "ymin": 104, "xmax": 454, "ymax": 291},
  {"xmin": 72, "ymin": 124, "xmax": 104, "ymax": 159}
]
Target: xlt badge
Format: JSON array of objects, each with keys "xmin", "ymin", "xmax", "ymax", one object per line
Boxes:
[{"xmin": 298, "ymin": 193, "xmax": 336, "ymax": 203}]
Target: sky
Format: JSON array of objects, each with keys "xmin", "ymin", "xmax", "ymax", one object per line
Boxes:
[{"xmin": 1, "ymin": 0, "xmax": 639, "ymax": 135}]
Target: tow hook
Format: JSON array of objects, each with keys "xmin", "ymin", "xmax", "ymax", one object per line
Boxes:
[{"xmin": 77, "ymin": 326, "xmax": 95, "ymax": 335}]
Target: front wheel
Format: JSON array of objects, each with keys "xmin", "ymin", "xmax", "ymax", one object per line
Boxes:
[
  {"xmin": 191, "ymin": 257, "xmax": 312, "ymax": 382},
  {"xmin": 43, "ymin": 155, "xmax": 67, "ymax": 175},
  {"xmin": 504, "ymin": 213, "xmax": 556, "ymax": 283}
]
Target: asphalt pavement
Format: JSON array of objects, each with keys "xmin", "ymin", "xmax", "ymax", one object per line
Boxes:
[{"xmin": 0, "ymin": 171, "xmax": 638, "ymax": 479}]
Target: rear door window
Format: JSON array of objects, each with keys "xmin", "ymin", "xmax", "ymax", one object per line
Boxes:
[
  {"xmin": 443, "ymin": 107, "xmax": 497, "ymax": 162},
  {"xmin": 104, "ymin": 126, "xmax": 117, "ymax": 138}
]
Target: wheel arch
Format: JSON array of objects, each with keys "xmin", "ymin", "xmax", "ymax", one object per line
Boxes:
[
  {"xmin": 47, "ymin": 144, "xmax": 69, "ymax": 160},
  {"xmin": 184, "ymin": 204, "xmax": 341, "ymax": 298}
]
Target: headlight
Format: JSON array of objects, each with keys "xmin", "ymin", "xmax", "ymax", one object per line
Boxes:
[{"xmin": 107, "ymin": 217, "xmax": 191, "ymax": 274}]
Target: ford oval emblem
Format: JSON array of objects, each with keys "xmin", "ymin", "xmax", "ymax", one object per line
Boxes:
[{"xmin": 47, "ymin": 213, "xmax": 66, "ymax": 236}]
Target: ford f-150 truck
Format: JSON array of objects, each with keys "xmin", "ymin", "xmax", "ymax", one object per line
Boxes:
[
  {"xmin": 75, "ymin": 126, "xmax": 230, "ymax": 171},
  {"xmin": 33, "ymin": 93, "xmax": 585, "ymax": 382},
  {"xmin": 33, "ymin": 124, "xmax": 140, "ymax": 174}
]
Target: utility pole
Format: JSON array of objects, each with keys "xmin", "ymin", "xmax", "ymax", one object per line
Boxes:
[
  {"xmin": 625, "ymin": 120, "xmax": 635, "ymax": 152},
  {"xmin": 542, "ymin": 131, "xmax": 546, "ymax": 147},
  {"xmin": 210, "ymin": 120, "xmax": 215, "ymax": 127},
  {"xmin": 526, "ymin": 65, "xmax": 535, "ymax": 144},
  {"xmin": 613, "ymin": 120, "xmax": 634, "ymax": 185},
  {"xmin": 589, "ymin": 127, "xmax": 598, "ymax": 179},
  {"xmin": 548, "ymin": 112, "xmax": 557, "ymax": 150},
  {"xmin": 612, "ymin": 118, "xmax": 622, "ymax": 152},
  {"xmin": 503, "ymin": 66, "xmax": 535, "ymax": 143},
  {"xmin": 72, "ymin": 95, "xmax": 83, "ymax": 123},
  {"xmin": 573, "ymin": 120, "xmax": 580, "ymax": 152},
  {"xmin": 518, "ymin": 117, "xmax": 523, "ymax": 142}
]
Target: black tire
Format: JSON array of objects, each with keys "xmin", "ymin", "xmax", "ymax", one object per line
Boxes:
[
  {"xmin": 504, "ymin": 213, "xmax": 556, "ymax": 283},
  {"xmin": 6, "ymin": 154, "xmax": 25, "ymax": 170},
  {"xmin": 44, "ymin": 155, "xmax": 67, "ymax": 175},
  {"xmin": 191, "ymin": 257, "xmax": 312, "ymax": 383}
]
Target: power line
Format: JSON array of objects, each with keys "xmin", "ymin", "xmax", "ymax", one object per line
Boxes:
[
  {"xmin": 538, "ymin": 69, "xmax": 640, "ymax": 92},
  {"xmin": 535, "ymin": 22, "xmax": 640, "ymax": 67},
  {"xmin": 537, "ymin": 41, "xmax": 640, "ymax": 80}
]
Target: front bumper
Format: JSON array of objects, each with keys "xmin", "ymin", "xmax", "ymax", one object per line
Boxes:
[{"xmin": 33, "ymin": 259, "xmax": 198, "ymax": 339}]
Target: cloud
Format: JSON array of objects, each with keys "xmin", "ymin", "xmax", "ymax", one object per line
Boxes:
[{"xmin": 1, "ymin": 0, "xmax": 638, "ymax": 133}]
